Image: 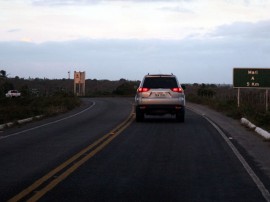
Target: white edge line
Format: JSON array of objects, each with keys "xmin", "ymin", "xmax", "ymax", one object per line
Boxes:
[
  {"xmin": 204, "ymin": 116, "xmax": 270, "ymax": 202},
  {"xmin": 0, "ymin": 101, "xmax": 96, "ymax": 141}
]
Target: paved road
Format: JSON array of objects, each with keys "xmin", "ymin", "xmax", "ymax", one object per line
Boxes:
[
  {"xmin": 0, "ymin": 98, "xmax": 132, "ymax": 201},
  {"xmin": 0, "ymin": 98, "xmax": 269, "ymax": 201}
]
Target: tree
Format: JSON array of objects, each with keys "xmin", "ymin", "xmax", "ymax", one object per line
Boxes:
[
  {"xmin": 0, "ymin": 70, "xmax": 12, "ymax": 97},
  {"xmin": 0, "ymin": 81, "xmax": 14, "ymax": 97},
  {"xmin": 113, "ymin": 82, "xmax": 137, "ymax": 96},
  {"xmin": 197, "ymin": 85, "xmax": 216, "ymax": 98},
  {"xmin": 0, "ymin": 70, "xmax": 8, "ymax": 79}
]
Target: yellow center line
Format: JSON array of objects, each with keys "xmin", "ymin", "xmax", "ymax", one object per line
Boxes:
[{"xmin": 8, "ymin": 112, "xmax": 134, "ymax": 202}]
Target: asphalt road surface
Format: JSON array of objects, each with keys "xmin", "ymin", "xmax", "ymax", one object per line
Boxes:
[{"xmin": 0, "ymin": 98, "xmax": 269, "ymax": 202}]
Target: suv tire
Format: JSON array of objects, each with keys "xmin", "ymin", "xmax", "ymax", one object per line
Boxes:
[
  {"xmin": 136, "ymin": 108, "xmax": 144, "ymax": 122},
  {"xmin": 176, "ymin": 109, "xmax": 185, "ymax": 122}
]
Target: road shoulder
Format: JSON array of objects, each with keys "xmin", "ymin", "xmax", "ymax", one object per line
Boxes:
[{"xmin": 187, "ymin": 102, "xmax": 270, "ymax": 179}]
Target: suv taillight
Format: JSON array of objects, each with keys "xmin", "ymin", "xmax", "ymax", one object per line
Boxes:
[
  {"xmin": 171, "ymin": 88, "xmax": 183, "ymax": 93},
  {"xmin": 138, "ymin": 87, "xmax": 150, "ymax": 92}
]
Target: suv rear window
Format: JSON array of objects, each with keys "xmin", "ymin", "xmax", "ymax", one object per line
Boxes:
[{"xmin": 142, "ymin": 77, "xmax": 178, "ymax": 88}]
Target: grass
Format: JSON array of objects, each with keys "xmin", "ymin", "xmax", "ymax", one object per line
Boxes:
[
  {"xmin": 187, "ymin": 94, "xmax": 270, "ymax": 131},
  {"xmin": 0, "ymin": 94, "xmax": 80, "ymax": 125}
]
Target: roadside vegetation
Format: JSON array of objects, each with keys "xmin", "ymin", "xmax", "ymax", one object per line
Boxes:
[
  {"xmin": 0, "ymin": 93, "xmax": 80, "ymax": 125},
  {"xmin": 185, "ymin": 84, "xmax": 270, "ymax": 131},
  {"xmin": 0, "ymin": 70, "xmax": 80, "ymax": 125},
  {"xmin": 1, "ymin": 69, "xmax": 269, "ymax": 130},
  {"xmin": 0, "ymin": 70, "xmax": 138, "ymax": 125}
]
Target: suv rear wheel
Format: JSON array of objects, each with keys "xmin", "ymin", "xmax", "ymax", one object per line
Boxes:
[
  {"xmin": 176, "ymin": 110, "xmax": 185, "ymax": 122},
  {"xmin": 136, "ymin": 108, "xmax": 144, "ymax": 122}
]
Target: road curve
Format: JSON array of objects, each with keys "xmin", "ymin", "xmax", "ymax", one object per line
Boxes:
[
  {"xmin": 0, "ymin": 98, "xmax": 269, "ymax": 202},
  {"xmin": 0, "ymin": 98, "xmax": 133, "ymax": 201},
  {"xmin": 43, "ymin": 102, "xmax": 268, "ymax": 201}
]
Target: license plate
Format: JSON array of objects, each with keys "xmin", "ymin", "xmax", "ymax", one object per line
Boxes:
[{"xmin": 155, "ymin": 92, "xmax": 166, "ymax": 97}]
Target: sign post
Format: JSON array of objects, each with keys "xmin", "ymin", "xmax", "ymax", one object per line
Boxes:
[
  {"xmin": 74, "ymin": 71, "xmax": 86, "ymax": 96},
  {"xmin": 266, "ymin": 89, "xmax": 269, "ymax": 112},
  {"xmin": 233, "ymin": 68, "xmax": 270, "ymax": 112},
  {"xmin": 237, "ymin": 88, "xmax": 240, "ymax": 108}
]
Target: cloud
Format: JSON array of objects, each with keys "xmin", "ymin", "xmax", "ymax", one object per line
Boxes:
[
  {"xmin": 31, "ymin": 0, "xmax": 100, "ymax": 6},
  {"xmin": 31, "ymin": 0, "xmax": 188, "ymax": 6},
  {"xmin": 3, "ymin": 0, "xmax": 268, "ymax": 43},
  {"xmin": 7, "ymin": 29, "xmax": 21, "ymax": 33},
  {"xmin": 210, "ymin": 20, "xmax": 270, "ymax": 40},
  {"xmin": 159, "ymin": 6, "xmax": 193, "ymax": 13},
  {"xmin": 1, "ymin": 19, "xmax": 270, "ymax": 83}
]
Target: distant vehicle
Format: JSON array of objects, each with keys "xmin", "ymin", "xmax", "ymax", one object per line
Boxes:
[
  {"xmin": 135, "ymin": 74, "xmax": 186, "ymax": 122},
  {"xmin": 5, "ymin": 90, "xmax": 21, "ymax": 98}
]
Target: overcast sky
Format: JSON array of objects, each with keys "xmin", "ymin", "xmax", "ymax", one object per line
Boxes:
[{"xmin": 1, "ymin": 0, "xmax": 270, "ymax": 83}]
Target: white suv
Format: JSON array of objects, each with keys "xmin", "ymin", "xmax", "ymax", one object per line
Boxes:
[{"xmin": 135, "ymin": 74, "xmax": 185, "ymax": 122}]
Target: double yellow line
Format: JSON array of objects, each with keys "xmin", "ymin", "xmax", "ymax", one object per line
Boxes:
[{"xmin": 9, "ymin": 112, "xmax": 135, "ymax": 202}]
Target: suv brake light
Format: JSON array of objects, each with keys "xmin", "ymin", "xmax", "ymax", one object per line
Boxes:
[
  {"xmin": 138, "ymin": 87, "xmax": 150, "ymax": 92},
  {"xmin": 171, "ymin": 88, "xmax": 183, "ymax": 93}
]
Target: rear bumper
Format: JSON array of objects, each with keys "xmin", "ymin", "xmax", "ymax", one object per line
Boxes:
[{"xmin": 136, "ymin": 104, "xmax": 185, "ymax": 115}]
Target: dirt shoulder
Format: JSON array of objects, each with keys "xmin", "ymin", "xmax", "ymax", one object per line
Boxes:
[{"xmin": 187, "ymin": 102, "xmax": 270, "ymax": 179}]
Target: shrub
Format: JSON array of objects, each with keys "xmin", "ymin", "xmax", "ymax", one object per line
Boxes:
[
  {"xmin": 185, "ymin": 84, "xmax": 270, "ymax": 130},
  {"xmin": 0, "ymin": 95, "xmax": 80, "ymax": 124}
]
